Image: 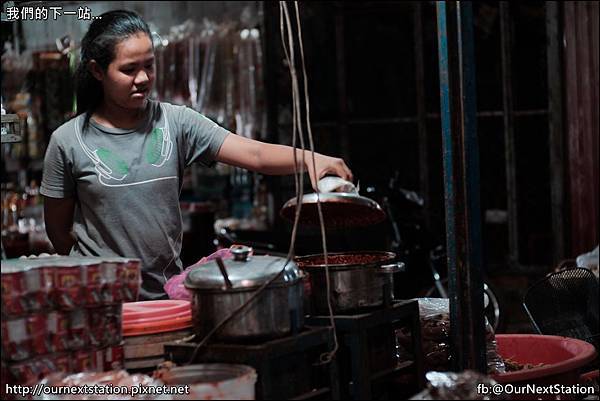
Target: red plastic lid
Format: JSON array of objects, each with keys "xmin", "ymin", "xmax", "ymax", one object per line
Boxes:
[{"xmin": 122, "ymin": 300, "xmax": 193, "ymax": 337}]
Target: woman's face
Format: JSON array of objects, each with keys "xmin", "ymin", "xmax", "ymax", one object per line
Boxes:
[{"xmin": 96, "ymin": 32, "xmax": 155, "ymax": 110}]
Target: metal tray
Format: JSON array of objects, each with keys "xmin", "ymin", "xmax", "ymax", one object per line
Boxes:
[{"xmin": 280, "ymin": 192, "xmax": 386, "ymax": 229}]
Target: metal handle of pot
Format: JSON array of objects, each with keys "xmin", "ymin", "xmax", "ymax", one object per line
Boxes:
[
  {"xmin": 230, "ymin": 244, "xmax": 253, "ymax": 262},
  {"xmin": 215, "ymin": 257, "xmax": 233, "ymax": 289},
  {"xmin": 378, "ymin": 262, "xmax": 406, "ymax": 274}
]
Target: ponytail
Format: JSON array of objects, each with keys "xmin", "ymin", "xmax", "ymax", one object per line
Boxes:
[{"xmin": 75, "ymin": 57, "xmax": 103, "ymax": 129}]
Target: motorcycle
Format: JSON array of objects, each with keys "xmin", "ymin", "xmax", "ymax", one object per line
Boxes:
[{"xmin": 375, "ymin": 180, "xmax": 504, "ymax": 332}]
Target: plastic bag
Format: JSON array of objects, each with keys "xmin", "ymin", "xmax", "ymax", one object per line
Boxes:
[
  {"xmin": 409, "ymin": 370, "xmax": 505, "ymax": 400},
  {"xmin": 576, "ymin": 245, "xmax": 599, "ymax": 278},
  {"xmin": 395, "ymin": 298, "xmax": 450, "ymax": 371},
  {"xmin": 485, "ymin": 318, "xmax": 506, "ymax": 374},
  {"xmin": 164, "ymin": 247, "xmax": 235, "ymax": 300},
  {"xmin": 397, "ymin": 298, "xmax": 505, "ymax": 374},
  {"xmin": 419, "ymin": 298, "xmax": 451, "ymax": 372},
  {"xmin": 317, "ymin": 176, "xmax": 359, "ymax": 194}
]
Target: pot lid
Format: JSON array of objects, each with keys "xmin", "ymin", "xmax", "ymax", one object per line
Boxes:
[
  {"xmin": 280, "ymin": 192, "xmax": 387, "ymax": 229},
  {"xmin": 184, "ymin": 245, "xmax": 302, "ymax": 291}
]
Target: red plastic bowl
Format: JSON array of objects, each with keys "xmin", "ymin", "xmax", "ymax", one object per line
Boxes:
[{"xmin": 492, "ymin": 334, "xmax": 597, "ymax": 385}]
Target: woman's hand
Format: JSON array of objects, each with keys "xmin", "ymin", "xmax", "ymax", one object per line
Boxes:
[
  {"xmin": 303, "ymin": 152, "xmax": 353, "ymax": 191},
  {"xmin": 216, "ymin": 134, "xmax": 354, "ymax": 190},
  {"xmin": 44, "ymin": 196, "xmax": 76, "ymax": 255}
]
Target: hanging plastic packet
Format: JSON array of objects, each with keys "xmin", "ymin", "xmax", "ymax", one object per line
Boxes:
[
  {"xmin": 317, "ymin": 176, "xmax": 359, "ymax": 194},
  {"xmin": 576, "ymin": 245, "xmax": 599, "ymax": 278}
]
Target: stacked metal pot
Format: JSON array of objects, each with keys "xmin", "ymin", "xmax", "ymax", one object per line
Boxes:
[
  {"xmin": 184, "ymin": 180, "xmax": 404, "ymax": 341},
  {"xmin": 184, "ymin": 245, "xmax": 305, "ymax": 341},
  {"xmin": 296, "ymin": 251, "xmax": 404, "ymax": 315},
  {"xmin": 283, "ymin": 181, "xmax": 405, "ymax": 315}
]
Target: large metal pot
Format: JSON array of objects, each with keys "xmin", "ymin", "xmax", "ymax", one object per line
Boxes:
[
  {"xmin": 160, "ymin": 364, "xmax": 257, "ymax": 400},
  {"xmin": 184, "ymin": 245, "xmax": 305, "ymax": 341},
  {"xmin": 295, "ymin": 251, "xmax": 404, "ymax": 314}
]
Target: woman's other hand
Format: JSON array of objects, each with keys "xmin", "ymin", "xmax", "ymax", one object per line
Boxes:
[{"xmin": 304, "ymin": 153, "xmax": 353, "ymax": 191}]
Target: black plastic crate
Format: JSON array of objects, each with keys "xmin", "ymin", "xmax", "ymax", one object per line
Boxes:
[
  {"xmin": 164, "ymin": 326, "xmax": 339, "ymax": 400},
  {"xmin": 306, "ymin": 300, "xmax": 424, "ymax": 400}
]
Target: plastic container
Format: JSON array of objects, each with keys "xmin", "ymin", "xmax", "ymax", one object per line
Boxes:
[
  {"xmin": 160, "ymin": 364, "xmax": 257, "ymax": 400},
  {"xmin": 122, "ymin": 300, "xmax": 193, "ymax": 370},
  {"xmin": 492, "ymin": 334, "xmax": 597, "ymax": 385},
  {"xmin": 1, "ymin": 259, "xmax": 52, "ymax": 316},
  {"xmin": 123, "ymin": 300, "xmax": 192, "ymax": 336}
]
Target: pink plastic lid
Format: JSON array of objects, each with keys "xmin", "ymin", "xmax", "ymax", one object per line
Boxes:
[{"xmin": 122, "ymin": 300, "xmax": 192, "ymax": 337}]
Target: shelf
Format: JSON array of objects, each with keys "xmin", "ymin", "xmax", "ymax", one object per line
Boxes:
[
  {"xmin": 278, "ymin": 108, "xmax": 550, "ymax": 130},
  {"xmin": 370, "ymin": 360, "xmax": 414, "ymax": 381},
  {"xmin": 3, "ymin": 158, "xmax": 44, "ymax": 173}
]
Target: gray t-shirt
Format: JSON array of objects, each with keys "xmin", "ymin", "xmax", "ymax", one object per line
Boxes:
[{"xmin": 40, "ymin": 100, "xmax": 230, "ymax": 300}]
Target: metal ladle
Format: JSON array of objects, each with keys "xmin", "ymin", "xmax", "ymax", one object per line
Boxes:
[{"xmin": 215, "ymin": 257, "xmax": 233, "ymax": 290}]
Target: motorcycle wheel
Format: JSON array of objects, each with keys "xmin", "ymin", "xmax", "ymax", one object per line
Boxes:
[{"xmin": 421, "ymin": 278, "xmax": 505, "ymax": 333}]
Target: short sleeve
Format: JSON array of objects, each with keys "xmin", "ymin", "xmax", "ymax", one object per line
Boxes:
[
  {"xmin": 40, "ymin": 132, "xmax": 76, "ymax": 198},
  {"xmin": 177, "ymin": 106, "xmax": 231, "ymax": 167}
]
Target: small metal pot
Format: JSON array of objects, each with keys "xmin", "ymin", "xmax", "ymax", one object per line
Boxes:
[
  {"xmin": 295, "ymin": 251, "xmax": 404, "ymax": 314},
  {"xmin": 184, "ymin": 245, "xmax": 305, "ymax": 341}
]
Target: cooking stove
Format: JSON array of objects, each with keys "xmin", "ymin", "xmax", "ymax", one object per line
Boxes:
[
  {"xmin": 164, "ymin": 325, "xmax": 340, "ymax": 400},
  {"xmin": 307, "ymin": 299, "xmax": 425, "ymax": 400}
]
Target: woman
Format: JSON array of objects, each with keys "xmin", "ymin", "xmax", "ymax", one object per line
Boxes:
[{"xmin": 41, "ymin": 10, "xmax": 352, "ymax": 300}]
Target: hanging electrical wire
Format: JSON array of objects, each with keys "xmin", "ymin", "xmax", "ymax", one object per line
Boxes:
[
  {"xmin": 186, "ymin": 0, "xmax": 339, "ymax": 365},
  {"xmin": 280, "ymin": 0, "xmax": 338, "ymax": 363}
]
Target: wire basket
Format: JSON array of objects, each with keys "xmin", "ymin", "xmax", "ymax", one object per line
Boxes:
[{"xmin": 523, "ymin": 268, "xmax": 599, "ymax": 351}]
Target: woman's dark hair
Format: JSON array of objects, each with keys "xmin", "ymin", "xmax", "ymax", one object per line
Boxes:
[{"xmin": 75, "ymin": 10, "xmax": 152, "ymax": 129}]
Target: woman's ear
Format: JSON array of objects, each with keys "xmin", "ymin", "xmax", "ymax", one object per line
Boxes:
[{"xmin": 88, "ymin": 60, "xmax": 104, "ymax": 81}]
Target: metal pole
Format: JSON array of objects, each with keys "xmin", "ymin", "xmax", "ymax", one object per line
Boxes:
[
  {"xmin": 545, "ymin": 1, "xmax": 566, "ymax": 265},
  {"xmin": 334, "ymin": 2, "xmax": 350, "ymax": 162},
  {"xmin": 261, "ymin": 2, "xmax": 283, "ymax": 229},
  {"xmin": 500, "ymin": 1, "xmax": 519, "ymax": 267},
  {"xmin": 436, "ymin": 1, "xmax": 486, "ymax": 373},
  {"xmin": 414, "ymin": 2, "xmax": 431, "ymax": 233}
]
